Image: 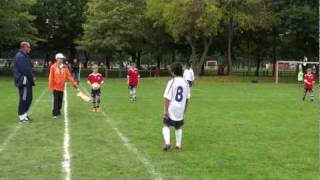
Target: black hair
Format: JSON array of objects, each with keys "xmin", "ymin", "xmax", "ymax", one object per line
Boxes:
[{"xmin": 170, "ymin": 62, "xmax": 183, "ymax": 76}]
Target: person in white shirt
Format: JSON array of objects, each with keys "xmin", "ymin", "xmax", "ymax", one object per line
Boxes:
[
  {"xmin": 183, "ymin": 63, "xmax": 194, "ymax": 87},
  {"xmin": 162, "ymin": 62, "xmax": 190, "ymax": 151}
]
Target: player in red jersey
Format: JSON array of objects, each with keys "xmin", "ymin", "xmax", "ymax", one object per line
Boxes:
[
  {"xmin": 127, "ymin": 63, "xmax": 140, "ymax": 101},
  {"xmin": 87, "ymin": 64, "xmax": 104, "ymax": 112},
  {"xmin": 302, "ymin": 68, "xmax": 315, "ymax": 102}
]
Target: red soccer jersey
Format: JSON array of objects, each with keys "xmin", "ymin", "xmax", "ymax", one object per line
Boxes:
[
  {"xmin": 127, "ymin": 68, "xmax": 140, "ymax": 86},
  {"xmin": 87, "ymin": 73, "xmax": 104, "ymax": 84},
  {"xmin": 304, "ymin": 74, "xmax": 314, "ymax": 89}
]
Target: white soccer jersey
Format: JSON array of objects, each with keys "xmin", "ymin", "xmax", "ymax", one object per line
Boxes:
[
  {"xmin": 183, "ymin": 68, "xmax": 195, "ymax": 81},
  {"xmin": 163, "ymin": 77, "xmax": 190, "ymax": 121}
]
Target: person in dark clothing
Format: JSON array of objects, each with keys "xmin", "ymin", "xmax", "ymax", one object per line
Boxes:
[
  {"xmin": 13, "ymin": 42, "xmax": 35, "ymax": 123},
  {"xmin": 71, "ymin": 58, "xmax": 80, "ymax": 84}
]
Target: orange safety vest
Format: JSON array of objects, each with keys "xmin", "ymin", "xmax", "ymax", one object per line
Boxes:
[{"xmin": 48, "ymin": 63, "xmax": 77, "ymax": 91}]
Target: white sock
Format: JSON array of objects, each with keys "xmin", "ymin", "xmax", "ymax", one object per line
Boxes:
[
  {"xmin": 175, "ymin": 129, "xmax": 182, "ymax": 147},
  {"xmin": 162, "ymin": 127, "xmax": 170, "ymax": 145},
  {"xmin": 129, "ymin": 90, "xmax": 133, "ymax": 97},
  {"xmin": 132, "ymin": 88, "xmax": 136, "ymax": 98}
]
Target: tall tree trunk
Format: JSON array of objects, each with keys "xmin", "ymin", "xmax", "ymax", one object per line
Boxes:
[
  {"xmin": 255, "ymin": 54, "xmax": 261, "ymax": 77},
  {"xmin": 45, "ymin": 53, "xmax": 50, "ymax": 63},
  {"xmin": 171, "ymin": 50, "xmax": 176, "ymax": 63},
  {"xmin": 136, "ymin": 51, "xmax": 141, "ymax": 70},
  {"xmin": 131, "ymin": 53, "xmax": 136, "ymax": 63},
  {"xmin": 156, "ymin": 56, "xmax": 161, "ymax": 68},
  {"xmin": 0, "ymin": 45, "xmax": 2, "ymax": 58},
  {"xmin": 105, "ymin": 55, "xmax": 110, "ymax": 69},
  {"xmin": 190, "ymin": 43, "xmax": 199, "ymax": 75},
  {"xmin": 199, "ymin": 37, "xmax": 212, "ymax": 75},
  {"xmin": 227, "ymin": 18, "xmax": 233, "ymax": 75},
  {"xmin": 84, "ymin": 52, "xmax": 89, "ymax": 68},
  {"xmin": 70, "ymin": 47, "xmax": 76, "ymax": 61},
  {"xmin": 272, "ymin": 28, "xmax": 277, "ymax": 77}
]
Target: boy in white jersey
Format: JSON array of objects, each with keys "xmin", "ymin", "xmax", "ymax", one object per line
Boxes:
[
  {"xmin": 183, "ymin": 63, "xmax": 195, "ymax": 87},
  {"xmin": 162, "ymin": 62, "xmax": 190, "ymax": 151}
]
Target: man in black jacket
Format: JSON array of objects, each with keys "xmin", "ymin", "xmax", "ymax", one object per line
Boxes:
[{"xmin": 13, "ymin": 42, "xmax": 35, "ymax": 123}]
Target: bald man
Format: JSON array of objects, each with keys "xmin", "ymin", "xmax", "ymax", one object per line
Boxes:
[{"xmin": 13, "ymin": 42, "xmax": 35, "ymax": 123}]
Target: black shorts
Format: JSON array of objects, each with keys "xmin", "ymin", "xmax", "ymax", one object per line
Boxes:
[
  {"xmin": 304, "ymin": 88, "xmax": 313, "ymax": 93},
  {"xmin": 91, "ymin": 89, "xmax": 101, "ymax": 97},
  {"xmin": 128, "ymin": 85, "xmax": 137, "ymax": 89},
  {"xmin": 187, "ymin": 80, "xmax": 193, "ymax": 87},
  {"xmin": 163, "ymin": 118, "xmax": 184, "ymax": 129}
]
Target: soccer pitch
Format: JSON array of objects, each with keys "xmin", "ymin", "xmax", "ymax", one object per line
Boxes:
[{"xmin": 0, "ymin": 77, "xmax": 318, "ymax": 180}]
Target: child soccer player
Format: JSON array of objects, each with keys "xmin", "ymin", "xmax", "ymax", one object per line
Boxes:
[
  {"xmin": 183, "ymin": 63, "xmax": 194, "ymax": 98},
  {"xmin": 298, "ymin": 67, "xmax": 304, "ymax": 87},
  {"xmin": 162, "ymin": 62, "xmax": 190, "ymax": 151},
  {"xmin": 87, "ymin": 64, "xmax": 104, "ymax": 112},
  {"xmin": 127, "ymin": 63, "xmax": 140, "ymax": 101},
  {"xmin": 183, "ymin": 63, "xmax": 195, "ymax": 87},
  {"xmin": 302, "ymin": 68, "xmax": 315, "ymax": 102}
]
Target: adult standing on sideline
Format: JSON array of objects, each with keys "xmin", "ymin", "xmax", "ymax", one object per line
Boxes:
[
  {"xmin": 13, "ymin": 42, "xmax": 35, "ymax": 123},
  {"xmin": 48, "ymin": 53, "xmax": 79, "ymax": 119}
]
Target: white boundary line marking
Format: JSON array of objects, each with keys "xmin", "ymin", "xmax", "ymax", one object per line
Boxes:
[
  {"xmin": 101, "ymin": 111, "xmax": 163, "ymax": 180},
  {"xmin": 62, "ymin": 84, "xmax": 71, "ymax": 180},
  {"xmin": 0, "ymin": 88, "xmax": 47, "ymax": 154},
  {"xmin": 81, "ymin": 87, "xmax": 162, "ymax": 180}
]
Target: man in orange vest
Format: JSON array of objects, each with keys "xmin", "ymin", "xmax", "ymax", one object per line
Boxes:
[{"xmin": 49, "ymin": 53, "xmax": 79, "ymax": 118}]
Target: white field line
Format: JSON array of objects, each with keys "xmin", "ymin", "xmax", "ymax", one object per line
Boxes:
[
  {"xmin": 0, "ymin": 88, "xmax": 47, "ymax": 154},
  {"xmin": 81, "ymin": 87, "xmax": 162, "ymax": 180},
  {"xmin": 62, "ymin": 84, "xmax": 71, "ymax": 180}
]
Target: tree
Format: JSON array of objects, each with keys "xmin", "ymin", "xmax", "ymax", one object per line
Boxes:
[
  {"xmin": 146, "ymin": 0, "xmax": 222, "ymax": 75},
  {"xmin": 218, "ymin": 0, "xmax": 276, "ymax": 75},
  {"xmin": 31, "ymin": 0, "xmax": 87, "ymax": 60},
  {"xmin": 0, "ymin": 0, "xmax": 39, "ymax": 54},
  {"xmin": 78, "ymin": 0, "xmax": 147, "ymax": 69},
  {"xmin": 266, "ymin": 0, "xmax": 318, "ymax": 76}
]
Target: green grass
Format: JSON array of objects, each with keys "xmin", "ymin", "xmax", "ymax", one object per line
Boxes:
[{"xmin": 0, "ymin": 77, "xmax": 318, "ymax": 180}]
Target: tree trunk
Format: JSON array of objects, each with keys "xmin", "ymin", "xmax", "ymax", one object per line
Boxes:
[
  {"xmin": 156, "ymin": 56, "xmax": 161, "ymax": 68},
  {"xmin": 190, "ymin": 43, "xmax": 199, "ymax": 75},
  {"xmin": 136, "ymin": 51, "xmax": 141, "ymax": 70},
  {"xmin": 171, "ymin": 50, "xmax": 176, "ymax": 63},
  {"xmin": 227, "ymin": 19, "xmax": 233, "ymax": 75},
  {"xmin": 272, "ymin": 28, "xmax": 277, "ymax": 77},
  {"xmin": 70, "ymin": 47, "xmax": 76, "ymax": 61},
  {"xmin": 132, "ymin": 53, "xmax": 136, "ymax": 63},
  {"xmin": 84, "ymin": 52, "xmax": 89, "ymax": 68},
  {"xmin": 199, "ymin": 37, "xmax": 212, "ymax": 75},
  {"xmin": 255, "ymin": 55, "xmax": 261, "ymax": 77},
  {"xmin": 105, "ymin": 55, "xmax": 110, "ymax": 69}
]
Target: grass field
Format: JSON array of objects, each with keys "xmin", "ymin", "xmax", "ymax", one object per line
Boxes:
[{"xmin": 0, "ymin": 77, "xmax": 319, "ymax": 180}]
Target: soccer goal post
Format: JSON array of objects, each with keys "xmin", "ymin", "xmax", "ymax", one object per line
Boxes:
[{"xmin": 275, "ymin": 60, "xmax": 319, "ymax": 84}]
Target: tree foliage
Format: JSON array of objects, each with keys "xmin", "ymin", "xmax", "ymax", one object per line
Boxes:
[{"xmin": 0, "ymin": 0, "xmax": 38, "ymax": 46}]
